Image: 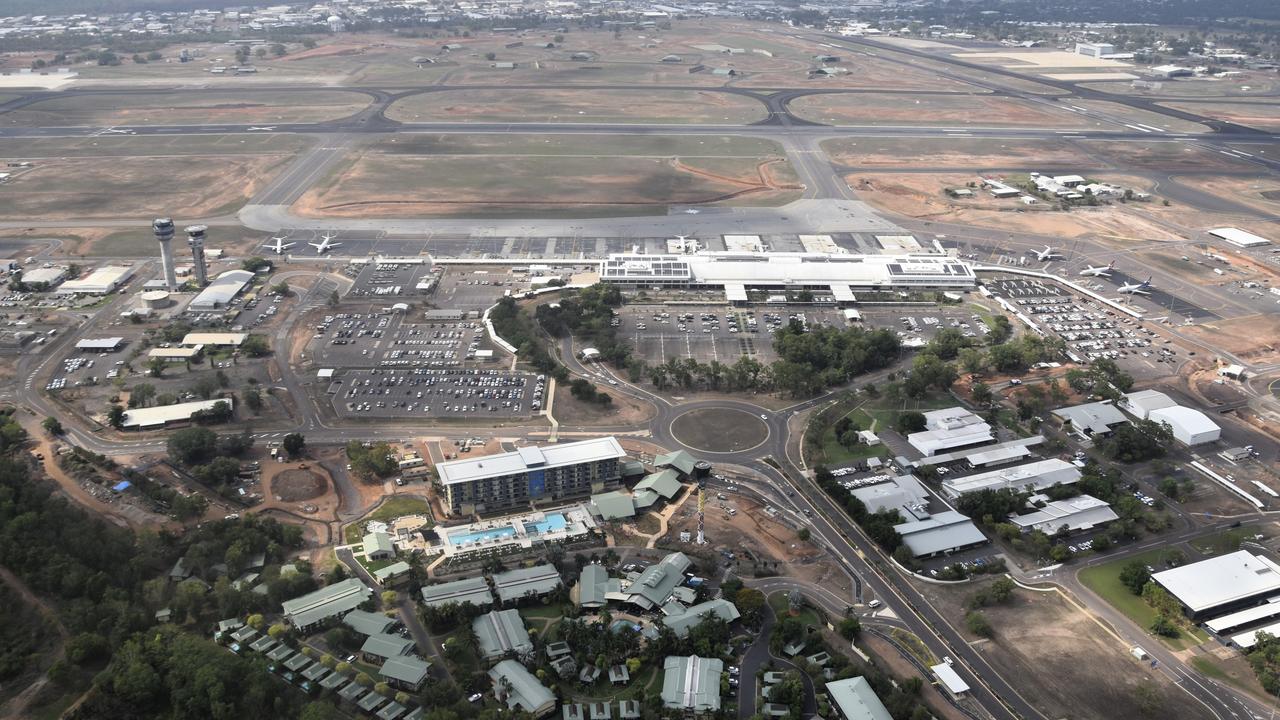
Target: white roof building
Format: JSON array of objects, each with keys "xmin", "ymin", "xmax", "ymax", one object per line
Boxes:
[
  {"xmin": 1120, "ymin": 389, "xmax": 1177, "ymax": 420},
  {"xmin": 1210, "ymin": 227, "xmax": 1270, "ymax": 248},
  {"xmin": 1150, "ymin": 406, "xmax": 1220, "ymax": 446},
  {"xmin": 599, "ymin": 252, "xmax": 975, "ymax": 305},
  {"xmin": 1009, "ymin": 495, "xmax": 1119, "ymax": 535},
  {"xmin": 121, "ymin": 397, "xmax": 233, "ymax": 429},
  {"xmin": 188, "ymin": 270, "xmax": 253, "ymax": 311},
  {"xmin": 941, "ymin": 458, "xmax": 1081, "ymax": 499},
  {"xmin": 57, "ymin": 265, "xmax": 134, "ymax": 295},
  {"xmin": 181, "ymin": 332, "xmax": 247, "ymax": 347},
  {"xmin": 20, "ymin": 266, "xmax": 68, "ymax": 287},
  {"xmin": 1153, "ymin": 551, "xmax": 1280, "ymax": 617},
  {"xmin": 436, "ymin": 437, "xmax": 625, "ymax": 486},
  {"xmin": 907, "ymin": 407, "xmax": 993, "ymax": 456}
]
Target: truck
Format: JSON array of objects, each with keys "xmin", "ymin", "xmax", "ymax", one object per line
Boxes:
[{"xmin": 1131, "ymin": 646, "xmax": 1149, "ymax": 661}]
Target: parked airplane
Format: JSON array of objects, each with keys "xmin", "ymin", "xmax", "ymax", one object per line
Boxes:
[
  {"xmin": 1079, "ymin": 261, "xmax": 1114, "ymax": 278},
  {"xmin": 1118, "ymin": 277, "xmax": 1152, "ymax": 295},
  {"xmin": 263, "ymin": 236, "xmax": 295, "ymax": 254},
  {"xmin": 308, "ymin": 232, "xmax": 341, "ymax": 254},
  {"xmin": 1033, "ymin": 245, "xmax": 1064, "ymax": 261}
]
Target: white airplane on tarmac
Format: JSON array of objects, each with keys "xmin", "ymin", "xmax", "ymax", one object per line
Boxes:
[
  {"xmin": 308, "ymin": 232, "xmax": 341, "ymax": 254},
  {"xmin": 1079, "ymin": 261, "xmax": 1114, "ymax": 278},
  {"xmin": 262, "ymin": 236, "xmax": 295, "ymax": 254},
  {"xmin": 1033, "ymin": 245, "xmax": 1064, "ymax": 261},
  {"xmin": 1118, "ymin": 277, "xmax": 1153, "ymax": 295}
]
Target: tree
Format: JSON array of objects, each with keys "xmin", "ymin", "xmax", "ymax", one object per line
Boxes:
[
  {"xmin": 283, "ymin": 433, "xmax": 306, "ymax": 458},
  {"xmin": 255, "ymin": 46, "xmax": 267, "ymax": 58},
  {"xmin": 374, "ymin": 681, "xmax": 391, "ymax": 696},
  {"xmin": 147, "ymin": 357, "xmax": 167, "ymax": 377},
  {"xmin": 837, "ymin": 617, "xmax": 861, "ymax": 640},
  {"xmin": 42, "ymin": 416, "xmax": 63, "ymax": 435},
  {"xmin": 167, "ymin": 426, "xmax": 219, "ymax": 465},
  {"xmin": 270, "ymin": 281, "xmax": 290, "ymax": 297},
  {"xmin": 896, "ymin": 411, "xmax": 927, "ymax": 434},
  {"xmin": 335, "ymin": 661, "xmax": 352, "ymax": 674},
  {"xmin": 965, "ymin": 610, "xmax": 994, "ymax": 638},
  {"xmin": 355, "ymin": 672, "xmax": 373, "ymax": 687},
  {"xmin": 247, "ymin": 614, "xmax": 265, "ymax": 630},
  {"xmin": 242, "ymin": 257, "xmax": 271, "ymax": 273},
  {"xmin": 797, "ymin": 527, "xmax": 811, "ymax": 541},
  {"xmin": 971, "ymin": 382, "xmax": 993, "ymax": 407},
  {"xmin": 268, "ymin": 623, "xmax": 287, "ymax": 639},
  {"xmin": 1150, "ymin": 614, "xmax": 1180, "ymax": 638},
  {"xmin": 381, "ymin": 590, "xmax": 398, "ymax": 606},
  {"xmin": 107, "ymin": 404, "xmax": 126, "ymax": 429},
  {"xmin": 300, "ymin": 703, "xmax": 343, "ymax": 720},
  {"xmin": 734, "ymin": 588, "xmax": 766, "ymax": 626},
  {"xmin": 1119, "ymin": 561, "xmax": 1152, "ymax": 595},
  {"xmin": 243, "ymin": 386, "xmax": 262, "ymax": 413},
  {"xmin": 129, "ymin": 382, "xmax": 156, "ymax": 408},
  {"xmin": 241, "ymin": 335, "xmax": 271, "ymax": 357}
]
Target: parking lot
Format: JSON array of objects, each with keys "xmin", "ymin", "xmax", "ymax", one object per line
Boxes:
[
  {"xmin": 344, "ymin": 260, "xmax": 437, "ymax": 299},
  {"xmin": 988, "ymin": 279, "xmax": 1177, "ymax": 368},
  {"xmin": 330, "ymin": 368, "xmax": 542, "ymax": 419},
  {"xmin": 309, "ymin": 309, "xmax": 501, "ymax": 368},
  {"xmin": 853, "ymin": 307, "xmax": 990, "ymax": 347},
  {"xmin": 618, "ymin": 303, "xmax": 851, "ymax": 365}
]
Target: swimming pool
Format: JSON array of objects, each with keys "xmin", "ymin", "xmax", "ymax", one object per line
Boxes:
[
  {"xmin": 610, "ymin": 619, "xmax": 642, "ymax": 633},
  {"xmin": 448, "ymin": 513, "xmax": 568, "ymax": 545}
]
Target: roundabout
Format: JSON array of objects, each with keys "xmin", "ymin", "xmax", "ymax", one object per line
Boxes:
[{"xmin": 669, "ymin": 407, "xmax": 771, "ymax": 454}]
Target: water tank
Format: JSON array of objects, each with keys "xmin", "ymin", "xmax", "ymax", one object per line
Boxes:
[
  {"xmin": 141, "ymin": 290, "xmax": 171, "ymax": 309},
  {"xmin": 692, "ymin": 460, "xmax": 712, "ymax": 480}
]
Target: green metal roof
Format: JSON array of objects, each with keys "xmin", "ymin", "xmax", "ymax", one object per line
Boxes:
[
  {"xmin": 474, "ymin": 609, "xmax": 533, "ymax": 660},
  {"xmin": 490, "ymin": 659, "xmax": 556, "ymax": 714},
  {"xmin": 590, "ymin": 491, "xmax": 636, "ymax": 520},
  {"xmin": 654, "ymin": 450, "xmax": 697, "ymax": 475},
  {"xmin": 635, "ymin": 468, "xmax": 681, "ymax": 499},
  {"xmin": 661, "ymin": 655, "xmax": 722, "ymax": 712}
]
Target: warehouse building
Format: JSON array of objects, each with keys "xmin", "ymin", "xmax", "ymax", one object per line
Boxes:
[
  {"xmin": 661, "ymin": 656, "xmax": 723, "ymax": 713},
  {"xmin": 120, "ymin": 397, "xmax": 233, "ymax": 430},
  {"xmin": 1152, "ymin": 551, "xmax": 1280, "ymax": 620},
  {"xmin": 907, "ymin": 408, "xmax": 994, "ymax": 457},
  {"xmin": 436, "ymin": 437, "xmax": 625, "ymax": 516},
  {"xmin": 57, "ymin": 265, "xmax": 134, "ymax": 295},
  {"xmin": 1119, "ymin": 389, "xmax": 1177, "ymax": 420},
  {"xmin": 149, "ymin": 345, "xmax": 203, "ymax": 362},
  {"xmin": 1150, "ymin": 406, "xmax": 1221, "ymax": 446},
  {"xmin": 76, "ymin": 337, "xmax": 125, "ymax": 353},
  {"xmin": 826, "ymin": 677, "xmax": 892, "ymax": 720},
  {"xmin": 1052, "ymin": 401, "xmax": 1129, "ymax": 439},
  {"xmin": 181, "ymin": 332, "xmax": 247, "ymax": 347},
  {"xmin": 599, "ymin": 252, "xmax": 975, "ymax": 306},
  {"xmin": 893, "ymin": 511, "xmax": 987, "ymax": 558},
  {"xmin": 1210, "ymin": 227, "xmax": 1271, "ymax": 248},
  {"xmin": 19, "ymin": 266, "xmax": 68, "ymax": 288},
  {"xmin": 187, "ymin": 269, "xmax": 253, "ymax": 311},
  {"xmin": 1009, "ymin": 495, "xmax": 1118, "ymax": 536},
  {"xmin": 623, "ymin": 551, "xmax": 692, "ymax": 610},
  {"xmin": 941, "ymin": 458, "xmax": 1081, "ymax": 499}
]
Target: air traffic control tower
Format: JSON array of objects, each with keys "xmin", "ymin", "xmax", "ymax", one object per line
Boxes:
[
  {"xmin": 186, "ymin": 225, "xmax": 209, "ymax": 288},
  {"xmin": 153, "ymin": 217, "xmax": 178, "ymax": 291}
]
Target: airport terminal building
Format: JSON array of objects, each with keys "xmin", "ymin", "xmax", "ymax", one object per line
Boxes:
[
  {"xmin": 437, "ymin": 437, "xmax": 626, "ymax": 516},
  {"xmin": 599, "ymin": 252, "xmax": 976, "ymax": 305}
]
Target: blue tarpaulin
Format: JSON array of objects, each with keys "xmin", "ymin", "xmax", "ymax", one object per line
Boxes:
[{"xmin": 112, "ymin": 480, "xmax": 132, "ymax": 492}]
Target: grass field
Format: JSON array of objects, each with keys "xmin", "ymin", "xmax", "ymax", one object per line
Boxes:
[
  {"xmin": 0, "ymin": 154, "xmax": 294, "ymax": 220},
  {"xmin": 0, "ymin": 134, "xmax": 311, "ymax": 221},
  {"xmin": 0, "ymin": 90, "xmax": 371, "ymax": 127},
  {"xmin": 789, "ymin": 93, "xmax": 1092, "ymax": 128},
  {"xmin": 1078, "ymin": 550, "xmax": 1207, "ymax": 651},
  {"xmin": 387, "ymin": 88, "xmax": 767, "ymax": 124},
  {"xmin": 343, "ymin": 496, "xmax": 432, "ymax": 544},
  {"xmin": 1188, "ymin": 525, "xmax": 1264, "ymax": 557},
  {"xmin": 768, "ymin": 589, "xmax": 825, "ymax": 629},
  {"xmin": 296, "ymin": 134, "xmax": 800, "ymax": 219}
]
